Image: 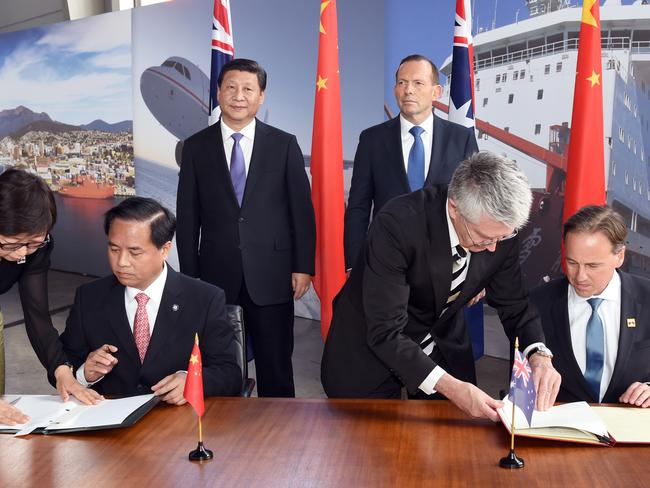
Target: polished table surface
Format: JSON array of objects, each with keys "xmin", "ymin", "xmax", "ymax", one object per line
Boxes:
[{"xmin": 0, "ymin": 397, "xmax": 648, "ymax": 487}]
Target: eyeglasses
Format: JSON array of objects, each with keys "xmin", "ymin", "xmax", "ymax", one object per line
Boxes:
[
  {"xmin": 0, "ymin": 234, "xmax": 50, "ymax": 252},
  {"xmin": 462, "ymin": 218, "xmax": 518, "ymax": 247}
]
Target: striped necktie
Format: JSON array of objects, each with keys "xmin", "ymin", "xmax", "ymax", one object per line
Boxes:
[
  {"xmin": 420, "ymin": 245, "xmax": 469, "ymax": 356},
  {"xmin": 447, "ymin": 245, "xmax": 468, "ymax": 308}
]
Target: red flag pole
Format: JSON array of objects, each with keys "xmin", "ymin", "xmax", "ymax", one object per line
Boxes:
[{"xmin": 311, "ymin": 0, "xmax": 346, "ymax": 340}]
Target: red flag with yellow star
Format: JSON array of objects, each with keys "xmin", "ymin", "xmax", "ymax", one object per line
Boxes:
[
  {"xmin": 563, "ymin": 0, "xmax": 606, "ymax": 226},
  {"xmin": 311, "ymin": 0, "xmax": 346, "ymax": 340},
  {"xmin": 183, "ymin": 333, "xmax": 205, "ymax": 417}
]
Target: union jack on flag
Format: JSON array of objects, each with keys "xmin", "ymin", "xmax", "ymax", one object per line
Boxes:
[
  {"xmin": 209, "ymin": 0, "xmax": 234, "ymax": 125},
  {"xmin": 448, "ymin": 0, "xmax": 475, "ymax": 128},
  {"xmin": 509, "ymin": 348, "xmax": 536, "ymax": 427}
]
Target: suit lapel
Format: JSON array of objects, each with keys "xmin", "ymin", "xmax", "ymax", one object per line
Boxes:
[
  {"xmin": 604, "ymin": 272, "xmax": 639, "ymax": 400},
  {"xmin": 384, "ymin": 117, "xmax": 411, "ymax": 193},
  {"xmin": 425, "ymin": 114, "xmax": 445, "ymax": 186},
  {"xmin": 106, "ymin": 280, "xmax": 140, "ymax": 365},
  {"xmin": 241, "ymin": 118, "xmax": 267, "ymax": 208},
  {"xmin": 143, "ymin": 268, "xmax": 183, "ymax": 367},
  {"xmin": 212, "ymin": 121, "xmax": 243, "ymax": 208},
  {"xmin": 425, "ymin": 190, "xmax": 453, "ymax": 317}
]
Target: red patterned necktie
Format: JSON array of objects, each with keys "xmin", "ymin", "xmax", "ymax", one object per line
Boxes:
[{"xmin": 134, "ymin": 292, "xmax": 151, "ymax": 363}]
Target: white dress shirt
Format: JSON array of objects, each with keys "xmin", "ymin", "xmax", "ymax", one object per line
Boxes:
[
  {"xmin": 221, "ymin": 118, "xmax": 256, "ymax": 176},
  {"xmin": 419, "ymin": 199, "xmax": 471, "ymax": 395},
  {"xmin": 77, "ymin": 264, "xmax": 169, "ymax": 385},
  {"xmin": 400, "ymin": 113, "xmax": 434, "ymax": 178},
  {"xmin": 567, "ymin": 271, "xmax": 621, "ymax": 402}
]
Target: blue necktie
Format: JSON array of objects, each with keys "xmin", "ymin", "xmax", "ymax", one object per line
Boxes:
[
  {"xmin": 585, "ymin": 297, "xmax": 605, "ymax": 401},
  {"xmin": 407, "ymin": 126, "xmax": 425, "ymax": 191},
  {"xmin": 230, "ymin": 133, "xmax": 246, "ymax": 205}
]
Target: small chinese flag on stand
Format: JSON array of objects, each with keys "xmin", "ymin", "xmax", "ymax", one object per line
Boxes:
[
  {"xmin": 184, "ymin": 333, "xmax": 205, "ymax": 417},
  {"xmin": 185, "ymin": 333, "xmax": 212, "ymax": 461}
]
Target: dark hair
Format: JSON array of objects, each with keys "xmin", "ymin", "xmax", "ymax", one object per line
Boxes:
[
  {"xmin": 217, "ymin": 58, "xmax": 267, "ymax": 91},
  {"xmin": 563, "ymin": 205, "xmax": 627, "ymax": 253},
  {"xmin": 0, "ymin": 168, "xmax": 57, "ymax": 236},
  {"xmin": 104, "ymin": 197, "xmax": 175, "ymax": 249},
  {"xmin": 395, "ymin": 54, "xmax": 440, "ymax": 85}
]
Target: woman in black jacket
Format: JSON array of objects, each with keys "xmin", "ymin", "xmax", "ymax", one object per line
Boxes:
[{"xmin": 0, "ymin": 168, "xmax": 101, "ymax": 424}]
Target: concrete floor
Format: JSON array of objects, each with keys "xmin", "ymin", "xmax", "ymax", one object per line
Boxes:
[{"xmin": 2, "ymin": 270, "xmax": 510, "ymax": 399}]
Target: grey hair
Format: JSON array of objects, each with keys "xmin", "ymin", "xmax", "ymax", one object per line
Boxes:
[{"xmin": 448, "ymin": 151, "xmax": 532, "ymax": 229}]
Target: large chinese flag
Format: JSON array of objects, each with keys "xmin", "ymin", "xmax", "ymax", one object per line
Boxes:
[
  {"xmin": 563, "ymin": 0, "xmax": 606, "ymax": 225},
  {"xmin": 311, "ymin": 0, "xmax": 346, "ymax": 340},
  {"xmin": 183, "ymin": 334, "xmax": 205, "ymax": 417}
]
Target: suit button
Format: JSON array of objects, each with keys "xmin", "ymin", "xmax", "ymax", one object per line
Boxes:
[
  {"xmin": 238, "ymin": 217, "xmax": 244, "ymax": 223},
  {"xmin": 136, "ymin": 385, "xmax": 144, "ymax": 392}
]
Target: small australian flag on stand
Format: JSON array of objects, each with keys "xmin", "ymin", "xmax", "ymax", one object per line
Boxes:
[{"xmin": 509, "ymin": 348, "xmax": 536, "ymax": 427}]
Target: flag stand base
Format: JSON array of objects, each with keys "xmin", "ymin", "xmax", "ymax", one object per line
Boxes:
[
  {"xmin": 499, "ymin": 449, "xmax": 524, "ymax": 469},
  {"xmin": 189, "ymin": 441, "xmax": 213, "ymax": 462}
]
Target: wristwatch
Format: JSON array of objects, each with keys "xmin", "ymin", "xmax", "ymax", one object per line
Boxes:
[{"xmin": 527, "ymin": 344, "xmax": 553, "ymax": 359}]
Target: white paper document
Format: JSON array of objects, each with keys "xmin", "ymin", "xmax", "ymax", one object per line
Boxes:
[
  {"xmin": 499, "ymin": 398, "xmax": 610, "ymax": 437},
  {"xmin": 0, "ymin": 394, "xmax": 156, "ymax": 436}
]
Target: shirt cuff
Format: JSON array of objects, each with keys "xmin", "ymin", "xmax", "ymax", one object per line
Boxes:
[
  {"xmin": 76, "ymin": 363, "xmax": 103, "ymax": 386},
  {"xmin": 418, "ymin": 366, "xmax": 447, "ymax": 395},
  {"xmin": 522, "ymin": 341, "xmax": 545, "ymax": 359}
]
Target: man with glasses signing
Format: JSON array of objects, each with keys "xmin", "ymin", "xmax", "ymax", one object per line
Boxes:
[{"xmin": 322, "ymin": 152, "xmax": 561, "ymax": 421}]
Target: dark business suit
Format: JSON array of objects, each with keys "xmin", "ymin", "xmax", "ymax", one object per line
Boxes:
[
  {"xmin": 344, "ymin": 113, "xmax": 478, "ymax": 267},
  {"xmin": 0, "ymin": 238, "xmax": 67, "ymax": 386},
  {"xmin": 322, "ymin": 186, "xmax": 544, "ymax": 398},
  {"xmin": 177, "ymin": 119, "xmax": 316, "ymax": 397},
  {"xmin": 530, "ymin": 272, "xmax": 650, "ymax": 403},
  {"xmin": 60, "ymin": 268, "xmax": 242, "ymax": 397}
]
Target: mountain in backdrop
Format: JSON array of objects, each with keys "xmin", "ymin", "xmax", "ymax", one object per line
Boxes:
[
  {"xmin": 0, "ymin": 106, "xmax": 51, "ymax": 139},
  {"xmin": 0, "ymin": 105, "xmax": 132, "ymax": 139},
  {"xmin": 11, "ymin": 120, "xmax": 82, "ymax": 139},
  {"xmin": 80, "ymin": 119, "xmax": 133, "ymax": 132}
]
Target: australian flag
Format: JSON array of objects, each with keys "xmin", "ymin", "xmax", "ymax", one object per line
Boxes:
[
  {"xmin": 448, "ymin": 0, "xmax": 475, "ymax": 128},
  {"xmin": 209, "ymin": 0, "xmax": 235, "ymax": 125},
  {"xmin": 509, "ymin": 348, "xmax": 536, "ymax": 427}
]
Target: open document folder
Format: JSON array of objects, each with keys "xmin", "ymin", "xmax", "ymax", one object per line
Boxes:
[
  {"xmin": 497, "ymin": 397, "xmax": 650, "ymax": 446},
  {"xmin": 0, "ymin": 394, "xmax": 159, "ymax": 436}
]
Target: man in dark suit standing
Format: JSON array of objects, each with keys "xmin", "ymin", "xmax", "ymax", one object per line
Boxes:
[
  {"xmin": 344, "ymin": 54, "xmax": 478, "ymax": 269},
  {"xmin": 61, "ymin": 197, "xmax": 242, "ymax": 401},
  {"xmin": 176, "ymin": 59, "xmax": 316, "ymax": 397},
  {"xmin": 530, "ymin": 206, "xmax": 650, "ymax": 407},
  {"xmin": 322, "ymin": 152, "xmax": 561, "ymax": 420}
]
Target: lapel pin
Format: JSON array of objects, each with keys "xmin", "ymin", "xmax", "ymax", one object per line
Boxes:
[
  {"xmin": 626, "ymin": 318, "xmax": 636, "ymax": 328},
  {"xmin": 172, "ymin": 304, "xmax": 179, "ymax": 312}
]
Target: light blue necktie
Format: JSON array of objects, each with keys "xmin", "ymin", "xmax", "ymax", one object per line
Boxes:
[
  {"xmin": 230, "ymin": 133, "xmax": 246, "ymax": 206},
  {"xmin": 407, "ymin": 126, "xmax": 425, "ymax": 191},
  {"xmin": 585, "ymin": 297, "xmax": 605, "ymax": 401}
]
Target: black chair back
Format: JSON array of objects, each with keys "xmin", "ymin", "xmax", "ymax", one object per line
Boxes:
[{"xmin": 225, "ymin": 304, "xmax": 255, "ymax": 396}]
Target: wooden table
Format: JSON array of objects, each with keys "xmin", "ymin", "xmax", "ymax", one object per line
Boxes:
[{"xmin": 0, "ymin": 398, "xmax": 647, "ymax": 487}]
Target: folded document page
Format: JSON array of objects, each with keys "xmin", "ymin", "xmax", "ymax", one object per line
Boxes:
[
  {"xmin": 498, "ymin": 397, "xmax": 650, "ymax": 446},
  {"xmin": 0, "ymin": 394, "xmax": 157, "ymax": 436}
]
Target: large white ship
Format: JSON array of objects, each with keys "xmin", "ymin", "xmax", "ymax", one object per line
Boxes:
[{"xmin": 436, "ymin": 0, "xmax": 650, "ymax": 286}]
